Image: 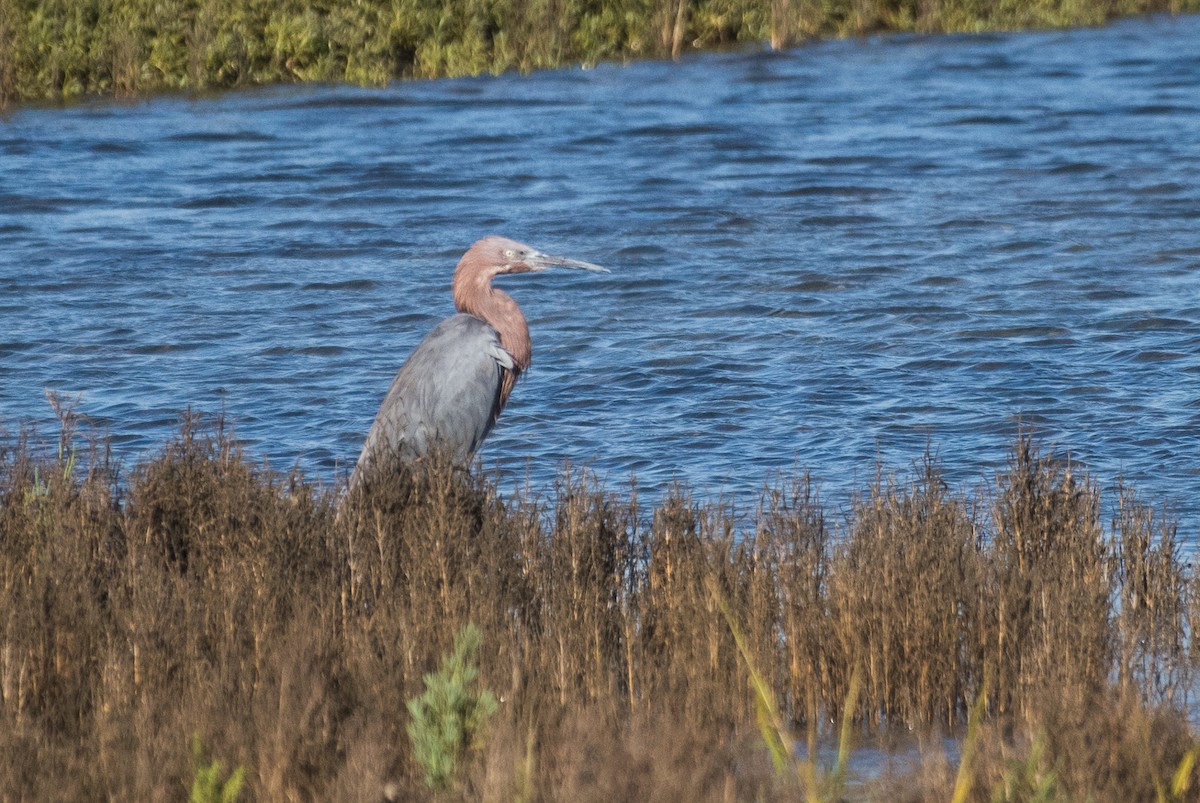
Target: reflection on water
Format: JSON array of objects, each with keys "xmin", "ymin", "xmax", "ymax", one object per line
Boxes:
[{"xmin": 2, "ymin": 15, "xmax": 1199, "ymax": 532}]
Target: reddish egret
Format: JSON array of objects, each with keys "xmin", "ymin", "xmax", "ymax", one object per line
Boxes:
[{"xmin": 350, "ymin": 236, "xmax": 607, "ymax": 487}]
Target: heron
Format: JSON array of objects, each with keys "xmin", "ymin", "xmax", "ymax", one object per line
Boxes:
[{"xmin": 349, "ymin": 236, "xmax": 608, "ymax": 489}]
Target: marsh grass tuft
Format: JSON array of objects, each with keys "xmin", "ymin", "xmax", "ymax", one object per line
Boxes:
[{"xmin": 1, "ymin": 415, "xmax": 1199, "ymax": 799}]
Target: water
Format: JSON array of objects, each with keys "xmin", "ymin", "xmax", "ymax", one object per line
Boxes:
[{"xmin": 2, "ymin": 15, "xmax": 1199, "ymax": 532}]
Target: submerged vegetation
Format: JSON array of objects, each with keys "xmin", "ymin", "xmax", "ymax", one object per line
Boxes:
[
  {"xmin": 0, "ymin": 0, "xmax": 1196, "ymax": 104},
  {"xmin": 1, "ymin": 409, "xmax": 1199, "ymax": 799}
]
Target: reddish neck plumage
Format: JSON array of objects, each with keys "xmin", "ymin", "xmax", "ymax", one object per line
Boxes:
[{"xmin": 452, "ymin": 254, "xmax": 530, "ymax": 408}]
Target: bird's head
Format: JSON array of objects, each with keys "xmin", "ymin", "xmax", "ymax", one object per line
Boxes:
[{"xmin": 460, "ymin": 235, "xmax": 609, "ymax": 279}]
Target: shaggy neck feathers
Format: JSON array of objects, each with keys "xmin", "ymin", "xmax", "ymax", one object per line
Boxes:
[{"xmin": 452, "ymin": 250, "xmax": 530, "ymax": 409}]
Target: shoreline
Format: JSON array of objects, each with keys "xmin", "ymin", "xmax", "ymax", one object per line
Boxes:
[{"xmin": 1, "ymin": 1, "xmax": 1195, "ymax": 106}]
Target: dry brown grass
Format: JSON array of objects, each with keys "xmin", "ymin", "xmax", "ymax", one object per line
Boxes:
[
  {"xmin": 895, "ymin": 683, "xmax": 1197, "ymax": 803},
  {"xmin": 1, "ymin": 417, "xmax": 1197, "ymax": 800},
  {"xmin": 830, "ymin": 455, "xmax": 981, "ymax": 730}
]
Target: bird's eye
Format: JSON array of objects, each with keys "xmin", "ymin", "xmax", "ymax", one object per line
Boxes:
[{"xmin": 504, "ymin": 249, "xmax": 516, "ymax": 259}]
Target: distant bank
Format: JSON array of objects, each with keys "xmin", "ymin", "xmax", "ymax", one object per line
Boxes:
[{"xmin": 0, "ymin": 0, "xmax": 1194, "ymax": 104}]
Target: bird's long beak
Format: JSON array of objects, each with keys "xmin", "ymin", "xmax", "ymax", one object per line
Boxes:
[{"xmin": 527, "ymin": 250, "xmax": 609, "ymax": 273}]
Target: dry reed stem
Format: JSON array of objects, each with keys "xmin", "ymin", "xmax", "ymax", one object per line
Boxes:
[{"xmin": 0, "ymin": 417, "xmax": 1196, "ymax": 799}]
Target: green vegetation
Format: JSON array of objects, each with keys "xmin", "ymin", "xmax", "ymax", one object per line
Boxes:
[
  {"xmin": 406, "ymin": 623, "xmax": 499, "ymax": 791},
  {"xmin": 0, "ymin": 0, "xmax": 1195, "ymax": 104},
  {"xmin": 1, "ymin": 411, "xmax": 1199, "ymax": 799},
  {"xmin": 190, "ymin": 733, "xmax": 246, "ymax": 803}
]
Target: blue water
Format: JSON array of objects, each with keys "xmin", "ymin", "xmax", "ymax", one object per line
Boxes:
[{"xmin": 2, "ymin": 15, "xmax": 1199, "ymax": 532}]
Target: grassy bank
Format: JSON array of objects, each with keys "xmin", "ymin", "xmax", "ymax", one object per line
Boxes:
[
  {"xmin": 0, "ymin": 0, "xmax": 1195, "ymax": 104},
  {"xmin": 1, "ymin": 409, "xmax": 1198, "ymax": 799}
]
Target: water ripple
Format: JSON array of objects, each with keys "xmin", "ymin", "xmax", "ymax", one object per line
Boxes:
[{"xmin": 1, "ymin": 15, "xmax": 1199, "ymax": 535}]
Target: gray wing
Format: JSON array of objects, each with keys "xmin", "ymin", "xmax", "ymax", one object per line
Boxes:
[{"xmin": 351, "ymin": 314, "xmax": 514, "ymax": 484}]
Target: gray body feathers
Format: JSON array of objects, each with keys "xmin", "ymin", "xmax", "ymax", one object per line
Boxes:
[{"xmin": 350, "ymin": 313, "xmax": 514, "ymax": 486}]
